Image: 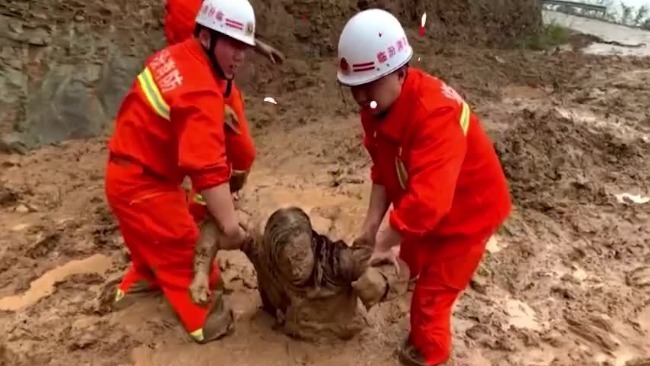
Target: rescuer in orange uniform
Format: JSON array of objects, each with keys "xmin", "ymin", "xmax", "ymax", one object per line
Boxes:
[
  {"xmin": 337, "ymin": 9, "xmax": 512, "ymax": 366},
  {"xmin": 163, "ymin": 0, "xmax": 280, "ymax": 210},
  {"xmin": 187, "ymin": 91, "xmax": 255, "ymax": 222},
  {"xmin": 105, "ymin": 0, "xmax": 262, "ymax": 343}
]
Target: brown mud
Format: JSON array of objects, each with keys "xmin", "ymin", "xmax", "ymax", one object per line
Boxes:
[{"xmin": 1, "ymin": 0, "xmax": 650, "ymax": 365}]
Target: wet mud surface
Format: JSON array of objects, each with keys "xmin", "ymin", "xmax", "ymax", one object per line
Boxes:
[{"xmin": 1, "ymin": 1, "xmax": 650, "ymax": 365}]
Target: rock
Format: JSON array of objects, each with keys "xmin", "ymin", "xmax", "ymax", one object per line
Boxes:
[
  {"xmin": 97, "ymin": 47, "xmax": 143, "ymax": 121},
  {"xmin": 0, "ymin": 68, "xmax": 27, "ymax": 104},
  {"xmin": 27, "ymin": 36, "xmax": 49, "ymax": 46},
  {"xmin": 626, "ymin": 266, "xmax": 650, "ymax": 288},
  {"xmin": 21, "ymin": 64, "xmax": 107, "ymax": 147},
  {"xmin": 470, "ymin": 276, "xmax": 488, "ymax": 294},
  {"xmin": 0, "ymin": 133, "xmax": 27, "ymax": 154},
  {"xmin": 14, "ymin": 204, "xmax": 29, "ymax": 213}
]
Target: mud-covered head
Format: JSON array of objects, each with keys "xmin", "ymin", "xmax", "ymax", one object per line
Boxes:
[
  {"xmin": 265, "ymin": 207, "xmax": 316, "ymax": 286},
  {"xmin": 337, "ymin": 9, "xmax": 411, "ymax": 116}
]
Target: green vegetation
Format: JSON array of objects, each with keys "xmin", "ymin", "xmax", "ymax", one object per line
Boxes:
[{"xmin": 522, "ymin": 22, "xmax": 573, "ymax": 50}]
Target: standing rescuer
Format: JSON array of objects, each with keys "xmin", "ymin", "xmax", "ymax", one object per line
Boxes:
[
  {"xmin": 338, "ymin": 9, "xmax": 512, "ymax": 366},
  {"xmin": 163, "ymin": 0, "xmax": 281, "ymax": 202},
  {"xmin": 105, "ymin": 0, "xmax": 259, "ymax": 343}
]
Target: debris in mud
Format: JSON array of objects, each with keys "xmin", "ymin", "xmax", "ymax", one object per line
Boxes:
[
  {"xmin": 494, "ymin": 108, "xmax": 649, "ymax": 215},
  {"xmin": 0, "ymin": 185, "xmax": 18, "ymax": 208},
  {"xmin": 24, "ymin": 232, "xmax": 61, "ymax": 259},
  {"xmin": 569, "ymin": 33, "xmax": 647, "ymax": 51},
  {"xmin": 615, "ymin": 193, "xmax": 650, "ymax": 205},
  {"xmin": 625, "ymin": 357, "xmax": 650, "ymax": 366},
  {"xmin": 626, "ymin": 266, "xmax": 650, "ymax": 288}
]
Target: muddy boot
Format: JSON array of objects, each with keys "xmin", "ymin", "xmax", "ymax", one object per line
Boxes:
[
  {"xmin": 189, "ymin": 290, "xmax": 235, "ymax": 344},
  {"xmin": 398, "ymin": 336, "xmax": 454, "ymax": 366},
  {"xmin": 113, "ymin": 279, "xmax": 161, "ymax": 311},
  {"xmin": 112, "ymin": 266, "xmax": 161, "ymax": 311}
]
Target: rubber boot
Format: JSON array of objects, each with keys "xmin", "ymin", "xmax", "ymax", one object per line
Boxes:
[
  {"xmin": 189, "ymin": 288, "xmax": 235, "ymax": 344},
  {"xmin": 398, "ymin": 336, "xmax": 454, "ymax": 366},
  {"xmin": 113, "ymin": 265, "xmax": 161, "ymax": 311}
]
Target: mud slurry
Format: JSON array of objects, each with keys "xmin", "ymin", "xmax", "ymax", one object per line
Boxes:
[
  {"xmin": 1, "ymin": 49, "xmax": 650, "ymax": 366},
  {"xmin": 1, "ymin": 1, "xmax": 650, "ymax": 366}
]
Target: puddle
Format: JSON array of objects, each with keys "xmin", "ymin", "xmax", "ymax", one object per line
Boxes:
[
  {"xmin": 504, "ymin": 299, "xmax": 542, "ymax": 331},
  {"xmin": 612, "ymin": 347, "xmax": 642, "ymax": 366},
  {"xmin": 502, "ymin": 85, "xmax": 548, "ymax": 100},
  {"xmin": 10, "ymin": 223, "xmax": 30, "ymax": 232},
  {"xmin": 0, "ymin": 254, "xmax": 112, "ymax": 311},
  {"xmin": 544, "ymin": 11, "xmax": 650, "ymax": 57},
  {"xmin": 132, "ymin": 346, "xmax": 155, "ymax": 366},
  {"xmin": 554, "ymin": 107, "xmax": 649, "ymax": 141},
  {"xmin": 510, "ymin": 347, "xmax": 557, "ymax": 366}
]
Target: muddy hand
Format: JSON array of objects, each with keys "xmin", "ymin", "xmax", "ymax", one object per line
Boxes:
[
  {"xmin": 369, "ymin": 248, "xmax": 401, "ymax": 275},
  {"xmin": 256, "ymin": 40, "xmax": 285, "ymax": 65},
  {"xmin": 351, "ymin": 267, "xmax": 387, "ymax": 310},
  {"xmin": 352, "ymin": 234, "xmax": 375, "ymax": 248},
  {"xmin": 189, "ymin": 272, "xmax": 211, "ymax": 306},
  {"xmin": 267, "ymin": 47, "xmax": 285, "ymax": 65}
]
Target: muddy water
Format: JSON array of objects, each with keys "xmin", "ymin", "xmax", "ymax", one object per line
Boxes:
[
  {"xmin": 0, "ymin": 254, "xmax": 112, "ymax": 311},
  {"xmin": 543, "ymin": 10, "xmax": 650, "ymax": 56}
]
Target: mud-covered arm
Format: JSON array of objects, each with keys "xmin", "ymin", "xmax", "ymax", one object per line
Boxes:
[
  {"xmin": 358, "ymin": 133, "xmax": 389, "ymax": 242},
  {"xmin": 193, "ymin": 218, "xmax": 221, "ymax": 277},
  {"xmin": 351, "ymin": 257, "xmax": 410, "ymax": 310},
  {"xmin": 189, "ymin": 217, "xmax": 222, "ymax": 305},
  {"xmin": 254, "ymin": 37, "xmax": 285, "ymax": 64}
]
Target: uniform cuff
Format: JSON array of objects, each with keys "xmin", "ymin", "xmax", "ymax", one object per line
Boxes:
[
  {"xmin": 389, "ymin": 209, "xmax": 427, "ymax": 239},
  {"xmin": 190, "ymin": 166, "xmax": 231, "ymax": 192}
]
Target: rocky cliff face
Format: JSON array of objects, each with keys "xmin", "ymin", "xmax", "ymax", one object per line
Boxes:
[{"xmin": 0, "ymin": 0, "xmax": 542, "ymax": 152}]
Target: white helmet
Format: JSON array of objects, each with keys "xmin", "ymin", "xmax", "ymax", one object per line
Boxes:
[
  {"xmin": 195, "ymin": 0, "xmax": 256, "ymax": 46},
  {"xmin": 337, "ymin": 9, "xmax": 413, "ymax": 86}
]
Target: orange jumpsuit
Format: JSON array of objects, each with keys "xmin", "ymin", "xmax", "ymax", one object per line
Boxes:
[
  {"xmin": 188, "ymin": 86, "xmax": 256, "ymax": 223},
  {"xmin": 164, "ymin": 0, "xmax": 202, "ymax": 45},
  {"xmin": 361, "ymin": 68, "xmax": 511, "ymax": 365},
  {"xmin": 105, "ymin": 37, "xmax": 248, "ymax": 341}
]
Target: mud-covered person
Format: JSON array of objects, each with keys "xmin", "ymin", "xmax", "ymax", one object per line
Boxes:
[
  {"xmin": 189, "ymin": 204, "xmax": 411, "ymax": 341},
  {"xmin": 105, "ymin": 0, "xmax": 272, "ymax": 344},
  {"xmin": 336, "ymin": 9, "xmax": 512, "ymax": 366}
]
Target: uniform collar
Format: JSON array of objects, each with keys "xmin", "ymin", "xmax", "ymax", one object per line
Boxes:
[
  {"xmin": 185, "ymin": 37, "xmax": 210, "ymax": 65},
  {"xmin": 185, "ymin": 37, "xmax": 231, "ymax": 95},
  {"xmin": 362, "ymin": 68, "xmax": 420, "ymax": 142}
]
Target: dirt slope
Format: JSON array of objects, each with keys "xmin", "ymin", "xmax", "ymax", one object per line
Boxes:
[
  {"xmin": 0, "ymin": 0, "xmax": 541, "ymax": 151},
  {"xmin": 2, "ymin": 0, "xmax": 650, "ymax": 366}
]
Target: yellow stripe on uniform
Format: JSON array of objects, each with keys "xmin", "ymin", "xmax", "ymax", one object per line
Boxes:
[
  {"xmin": 393, "ymin": 102, "xmax": 472, "ymax": 191},
  {"xmin": 190, "ymin": 328, "xmax": 205, "ymax": 342},
  {"xmin": 137, "ymin": 67, "xmax": 170, "ymax": 120},
  {"xmin": 459, "ymin": 101, "xmax": 471, "ymax": 136},
  {"xmin": 395, "ymin": 157, "xmax": 408, "ymax": 190},
  {"xmin": 114, "ymin": 289, "xmax": 125, "ymax": 302},
  {"xmin": 194, "ymin": 193, "xmax": 206, "ymax": 205}
]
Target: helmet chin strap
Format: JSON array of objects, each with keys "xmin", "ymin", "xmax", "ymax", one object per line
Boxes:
[{"xmin": 199, "ymin": 29, "xmax": 233, "ymax": 98}]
